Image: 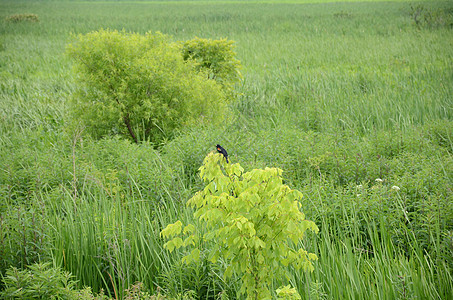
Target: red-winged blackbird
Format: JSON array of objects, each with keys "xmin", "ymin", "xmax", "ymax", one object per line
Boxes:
[{"xmin": 216, "ymin": 144, "xmax": 229, "ymax": 163}]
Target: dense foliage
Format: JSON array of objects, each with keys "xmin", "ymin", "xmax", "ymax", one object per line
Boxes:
[
  {"xmin": 181, "ymin": 37, "xmax": 242, "ymax": 93},
  {"xmin": 67, "ymin": 30, "xmax": 233, "ymax": 144},
  {"xmin": 1, "ymin": 262, "xmax": 81, "ymax": 299},
  {"xmin": 162, "ymin": 153, "xmax": 318, "ymax": 299}
]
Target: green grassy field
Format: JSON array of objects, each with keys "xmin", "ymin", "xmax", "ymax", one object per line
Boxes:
[{"xmin": 1, "ymin": 0, "xmax": 452, "ymax": 299}]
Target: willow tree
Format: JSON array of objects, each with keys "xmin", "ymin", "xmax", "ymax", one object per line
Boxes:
[{"xmin": 67, "ymin": 30, "xmax": 240, "ymax": 143}]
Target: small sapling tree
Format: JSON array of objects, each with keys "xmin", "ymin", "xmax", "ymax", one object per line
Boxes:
[
  {"xmin": 67, "ymin": 30, "xmax": 231, "ymax": 144},
  {"xmin": 161, "ymin": 152, "xmax": 318, "ymax": 300}
]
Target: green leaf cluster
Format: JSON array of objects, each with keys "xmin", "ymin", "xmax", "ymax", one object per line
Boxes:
[
  {"xmin": 181, "ymin": 37, "xmax": 242, "ymax": 93},
  {"xmin": 67, "ymin": 30, "xmax": 231, "ymax": 144},
  {"xmin": 0, "ymin": 262, "xmax": 78, "ymax": 299},
  {"xmin": 161, "ymin": 152, "xmax": 318, "ymax": 300},
  {"xmin": 276, "ymin": 285, "xmax": 302, "ymax": 300}
]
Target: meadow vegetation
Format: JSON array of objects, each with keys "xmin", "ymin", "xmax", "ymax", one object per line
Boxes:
[{"xmin": 1, "ymin": 0, "xmax": 452, "ymax": 299}]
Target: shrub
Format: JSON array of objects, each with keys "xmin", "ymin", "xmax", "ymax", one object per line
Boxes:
[
  {"xmin": 74, "ymin": 137, "xmax": 184, "ymax": 202},
  {"xmin": 0, "ymin": 129, "xmax": 72, "ymax": 206},
  {"xmin": 181, "ymin": 37, "xmax": 242, "ymax": 93},
  {"xmin": 1, "ymin": 263, "xmax": 188, "ymax": 299},
  {"xmin": 0, "ymin": 204, "xmax": 50, "ymax": 285},
  {"xmin": 5, "ymin": 14, "xmax": 39, "ymax": 23},
  {"xmin": 67, "ymin": 29, "xmax": 228, "ymax": 144},
  {"xmin": 0, "ymin": 262, "xmax": 113, "ymax": 299},
  {"xmin": 410, "ymin": 4, "xmax": 453, "ymax": 29},
  {"xmin": 161, "ymin": 152, "xmax": 318, "ymax": 299},
  {"xmin": 0, "ymin": 262, "xmax": 79, "ymax": 299}
]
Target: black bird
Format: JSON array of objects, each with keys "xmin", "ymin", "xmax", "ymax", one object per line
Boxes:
[{"xmin": 216, "ymin": 144, "xmax": 229, "ymax": 163}]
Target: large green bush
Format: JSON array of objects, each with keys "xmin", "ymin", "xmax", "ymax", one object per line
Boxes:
[{"xmin": 67, "ymin": 30, "xmax": 230, "ymax": 144}]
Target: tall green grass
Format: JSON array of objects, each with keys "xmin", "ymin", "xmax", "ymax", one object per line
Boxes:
[
  {"xmin": 293, "ymin": 180, "xmax": 453, "ymax": 299},
  {"xmin": 2, "ymin": 0, "xmax": 451, "ymax": 135},
  {"xmin": 46, "ymin": 190, "xmax": 184, "ymax": 298},
  {"xmin": 37, "ymin": 175, "xmax": 453, "ymax": 299}
]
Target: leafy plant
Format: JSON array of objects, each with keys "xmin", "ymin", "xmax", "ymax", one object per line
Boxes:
[
  {"xmin": 181, "ymin": 37, "xmax": 242, "ymax": 93},
  {"xmin": 308, "ymin": 281, "xmax": 327, "ymax": 300},
  {"xmin": 0, "ymin": 262, "xmax": 78, "ymax": 299},
  {"xmin": 0, "ymin": 262, "xmax": 115, "ymax": 299},
  {"xmin": 276, "ymin": 285, "xmax": 302, "ymax": 300},
  {"xmin": 67, "ymin": 29, "xmax": 228, "ymax": 144},
  {"xmin": 124, "ymin": 282, "xmax": 155, "ymax": 300},
  {"xmin": 161, "ymin": 152, "xmax": 318, "ymax": 299},
  {"xmin": 0, "ymin": 204, "xmax": 50, "ymax": 285}
]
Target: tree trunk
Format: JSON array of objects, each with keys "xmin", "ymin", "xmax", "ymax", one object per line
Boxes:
[{"xmin": 123, "ymin": 113, "xmax": 138, "ymax": 143}]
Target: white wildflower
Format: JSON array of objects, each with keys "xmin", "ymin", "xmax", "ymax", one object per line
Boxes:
[
  {"xmin": 391, "ymin": 185, "xmax": 400, "ymax": 191},
  {"xmin": 375, "ymin": 178, "xmax": 383, "ymax": 183}
]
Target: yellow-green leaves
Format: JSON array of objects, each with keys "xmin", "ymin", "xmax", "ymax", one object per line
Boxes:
[
  {"xmin": 161, "ymin": 221, "xmax": 198, "ymax": 253},
  {"xmin": 276, "ymin": 285, "xmax": 302, "ymax": 300},
  {"xmin": 161, "ymin": 152, "xmax": 318, "ymax": 299},
  {"xmin": 160, "ymin": 220, "xmax": 182, "ymax": 238},
  {"xmin": 67, "ymin": 30, "xmax": 231, "ymax": 144},
  {"xmin": 181, "ymin": 248, "xmax": 200, "ymax": 265},
  {"xmin": 180, "ymin": 37, "xmax": 242, "ymax": 95},
  {"xmin": 160, "ymin": 221, "xmax": 183, "ymax": 252},
  {"xmin": 183, "ymin": 224, "xmax": 195, "ymax": 235}
]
